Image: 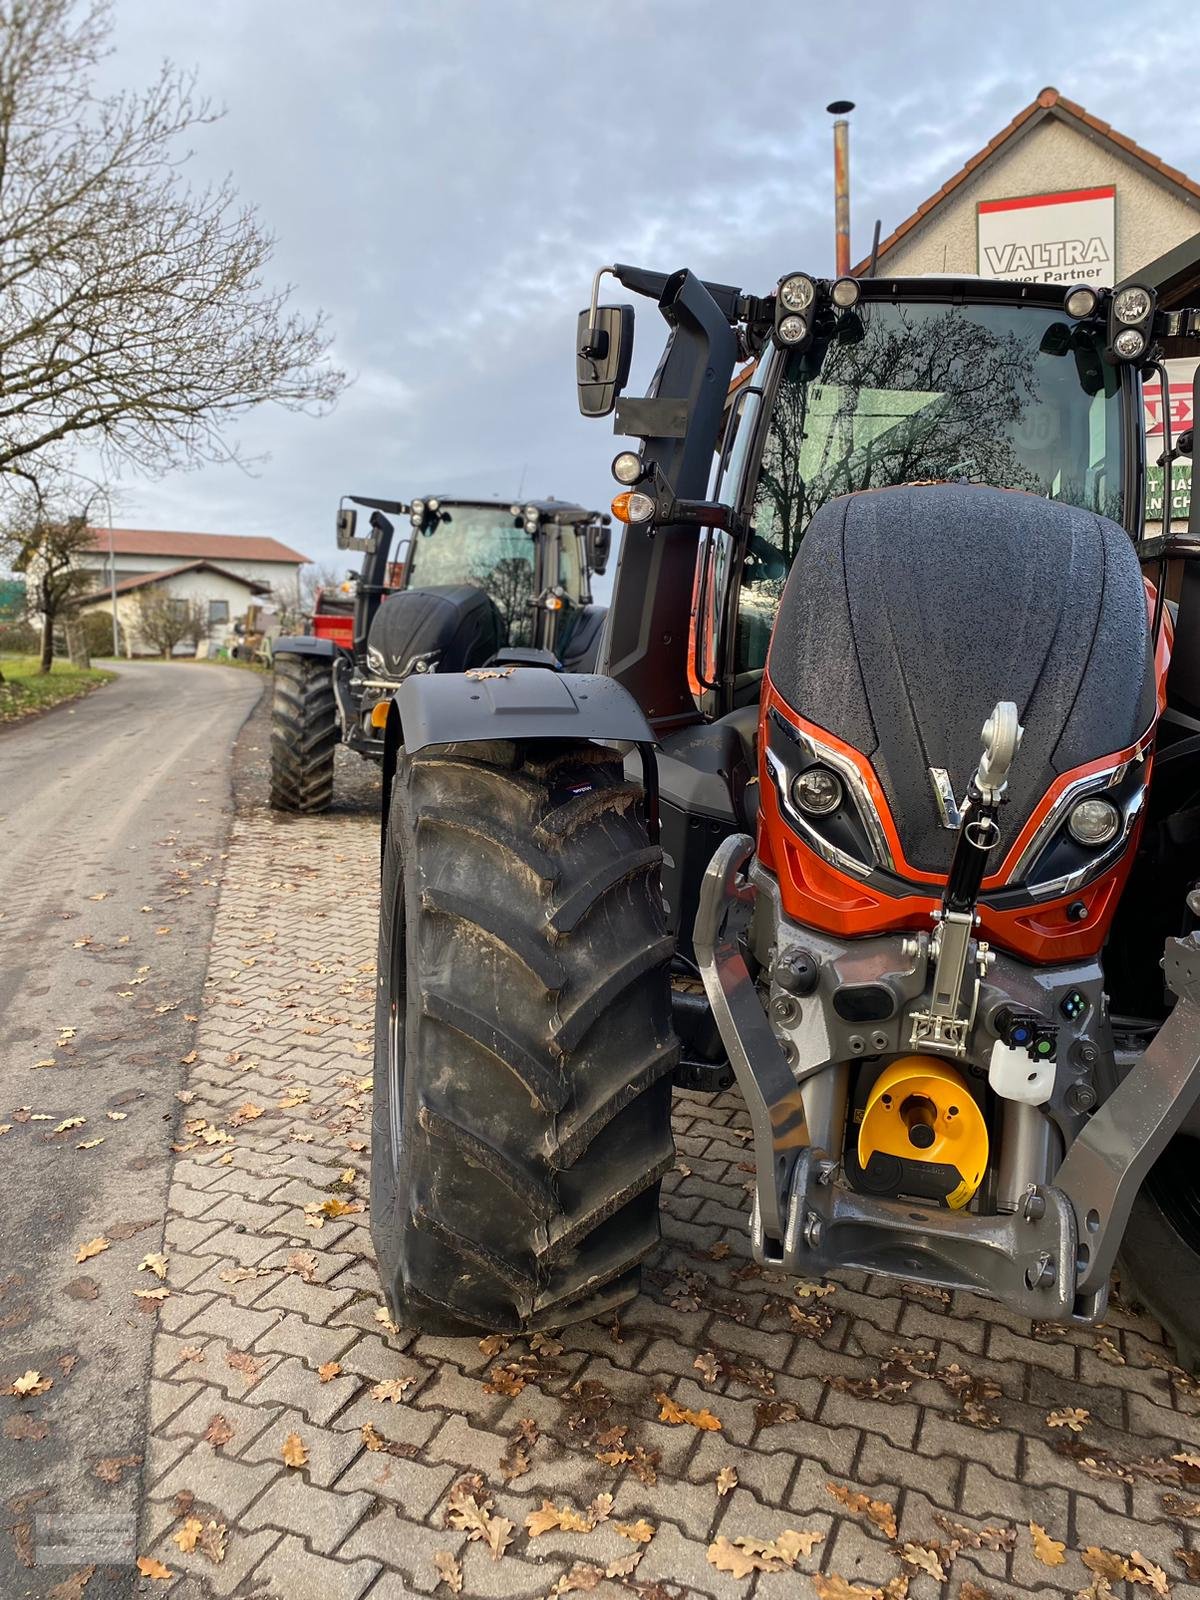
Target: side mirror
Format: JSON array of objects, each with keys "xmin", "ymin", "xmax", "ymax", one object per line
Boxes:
[
  {"xmin": 576, "ymin": 304, "xmax": 634, "ymax": 418},
  {"xmin": 336, "ymin": 506, "xmax": 378, "ymax": 553},
  {"xmin": 585, "ymin": 521, "xmax": 612, "ymax": 576}
]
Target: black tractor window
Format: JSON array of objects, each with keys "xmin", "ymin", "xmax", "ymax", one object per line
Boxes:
[
  {"xmin": 735, "ymin": 300, "xmax": 1125, "ymax": 679},
  {"xmin": 407, "ymin": 506, "xmax": 537, "ymax": 646}
]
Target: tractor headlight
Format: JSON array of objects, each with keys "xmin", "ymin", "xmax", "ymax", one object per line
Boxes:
[
  {"xmin": 524, "ymin": 503, "xmax": 539, "ymax": 522},
  {"xmin": 791, "ymin": 766, "xmax": 844, "ymax": 816},
  {"xmin": 1065, "ymin": 285, "xmax": 1099, "ymax": 319},
  {"xmin": 611, "ymin": 450, "xmax": 645, "ymax": 486},
  {"xmin": 1068, "ymin": 796, "xmax": 1120, "ymax": 847},
  {"xmin": 777, "ymin": 314, "xmax": 809, "ymax": 346},
  {"xmin": 1113, "ymin": 327, "xmax": 1146, "ymax": 360},
  {"xmin": 427, "ymin": 497, "xmax": 440, "ymax": 512},
  {"xmin": 831, "ymin": 277, "xmax": 861, "ymax": 308},
  {"xmin": 411, "ymin": 498, "xmax": 425, "ymax": 515},
  {"xmin": 1113, "ymin": 286, "xmax": 1153, "ymax": 325},
  {"xmin": 779, "ymin": 274, "xmax": 816, "ymax": 312}
]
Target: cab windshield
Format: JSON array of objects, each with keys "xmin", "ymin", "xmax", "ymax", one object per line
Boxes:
[
  {"xmin": 407, "ymin": 504, "xmax": 538, "ymax": 646},
  {"xmin": 734, "ymin": 298, "xmax": 1126, "ymax": 677}
]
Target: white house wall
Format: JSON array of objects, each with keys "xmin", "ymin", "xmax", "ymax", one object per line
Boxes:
[
  {"xmin": 76, "ymin": 553, "xmax": 303, "ymax": 605},
  {"xmin": 79, "ymin": 568, "xmax": 260, "ymax": 656}
]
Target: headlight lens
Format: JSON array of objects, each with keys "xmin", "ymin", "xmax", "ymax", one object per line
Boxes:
[
  {"xmin": 1064, "ymin": 285, "xmax": 1098, "ymax": 318},
  {"xmin": 1068, "ymin": 796, "xmax": 1120, "ymax": 847},
  {"xmin": 1113, "ymin": 327, "xmax": 1146, "ymax": 360},
  {"xmin": 611, "ymin": 450, "xmax": 644, "ymax": 485},
  {"xmin": 779, "ymin": 274, "xmax": 816, "ymax": 312},
  {"xmin": 777, "ymin": 314, "xmax": 808, "ymax": 345},
  {"xmin": 1113, "ymin": 285, "xmax": 1152, "ymax": 325},
  {"xmin": 792, "ymin": 766, "xmax": 844, "ymax": 816},
  {"xmin": 411, "ymin": 498, "xmax": 425, "ymax": 515},
  {"xmin": 831, "ymin": 277, "xmax": 860, "ymax": 308}
]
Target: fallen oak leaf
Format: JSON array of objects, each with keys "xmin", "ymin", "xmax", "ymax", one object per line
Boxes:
[
  {"xmin": 1030, "ymin": 1522, "xmax": 1067, "ymax": 1566},
  {"xmin": 371, "ymin": 1378, "xmax": 414, "ymax": 1404},
  {"xmin": 77, "ymin": 1138, "xmax": 104, "ymax": 1149},
  {"xmin": 281, "ymin": 1432, "xmax": 308, "ymax": 1468},
  {"xmin": 1127, "ymin": 1552, "xmax": 1171, "ymax": 1595},
  {"xmin": 716, "ymin": 1465, "xmax": 739, "ymax": 1496},
  {"xmin": 138, "ymin": 1253, "xmax": 168, "ymax": 1281},
  {"xmin": 135, "ymin": 1556, "xmax": 172, "ymax": 1581},
  {"xmin": 196, "ymin": 1520, "xmax": 226, "ymax": 1565},
  {"xmin": 433, "ymin": 1550, "xmax": 463, "ymax": 1593},
  {"xmin": 614, "ymin": 1518, "xmax": 655, "ymax": 1544},
  {"xmin": 45, "ymin": 1566, "xmax": 96, "ymax": 1600},
  {"xmin": 655, "ymin": 1391, "xmax": 722, "ymax": 1430},
  {"xmin": 5, "ymin": 1413, "xmax": 49, "ymax": 1441},
  {"xmin": 74, "ymin": 1236, "xmax": 109, "ymax": 1263},
  {"xmin": 809, "ymin": 1578, "xmax": 884, "ymax": 1600},
  {"xmin": 1047, "ymin": 1406, "xmax": 1089, "ymax": 1432},
  {"xmin": 826, "ymin": 1481, "xmax": 897, "ymax": 1540},
  {"xmin": 203, "ymin": 1415, "xmax": 233, "ymax": 1448},
  {"xmin": 317, "ymin": 1361, "xmax": 341, "ymax": 1383},
  {"xmin": 171, "ymin": 1517, "xmax": 203, "ymax": 1553},
  {"xmin": 93, "ymin": 1453, "xmax": 140, "ymax": 1484},
  {"xmin": 9, "ymin": 1370, "xmax": 52, "ymax": 1396},
  {"xmin": 894, "ymin": 1542, "xmax": 949, "ymax": 1581}
]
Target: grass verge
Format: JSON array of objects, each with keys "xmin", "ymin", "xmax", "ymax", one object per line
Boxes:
[{"xmin": 0, "ymin": 655, "xmax": 116, "ymax": 724}]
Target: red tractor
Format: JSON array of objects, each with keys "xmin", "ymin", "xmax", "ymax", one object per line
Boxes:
[{"xmin": 367, "ymin": 262, "xmax": 1200, "ymax": 1369}]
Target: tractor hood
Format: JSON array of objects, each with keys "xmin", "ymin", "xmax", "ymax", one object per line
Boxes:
[
  {"xmin": 766, "ymin": 482, "xmax": 1157, "ymax": 875},
  {"xmin": 366, "ymin": 585, "xmax": 501, "ymax": 682}
]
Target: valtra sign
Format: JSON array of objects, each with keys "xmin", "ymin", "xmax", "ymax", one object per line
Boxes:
[{"xmin": 976, "ymin": 186, "xmax": 1116, "ymax": 285}]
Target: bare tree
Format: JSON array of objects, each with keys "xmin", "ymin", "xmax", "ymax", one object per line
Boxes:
[
  {"xmin": 1, "ymin": 488, "xmax": 99, "ymax": 671},
  {"xmin": 0, "ymin": 0, "xmax": 346, "ymax": 484},
  {"xmin": 299, "ymin": 561, "xmax": 344, "ymax": 615},
  {"xmin": 134, "ymin": 589, "xmax": 206, "ymax": 659}
]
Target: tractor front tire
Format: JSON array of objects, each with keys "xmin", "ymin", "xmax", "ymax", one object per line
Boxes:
[
  {"xmin": 269, "ymin": 655, "xmax": 338, "ymax": 813},
  {"xmin": 371, "ymin": 738, "xmax": 678, "ymax": 1334}
]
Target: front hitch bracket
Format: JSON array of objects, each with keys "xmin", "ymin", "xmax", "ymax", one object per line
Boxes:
[{"xmin": 695, "ymin": 833, "xmax": 808, "ymax": 1243}]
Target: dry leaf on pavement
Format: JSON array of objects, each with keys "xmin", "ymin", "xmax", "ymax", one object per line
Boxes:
[
  {"xmin": 138, "ymin": 1254, "xmax": 168, "ymax": 1281},
  {"xmin": 444, "ymin": 1473, "xmax": 515, "ymax": 1561},
  {"xmin": 317, "ymin": 1361, "xmax": 341, "ymax": 1383},
  {"xmin": 895, "ymin": 1542, "xmax": 949, "ymax": 1581},
  {"xmin": 74, "ymin": 1237, "xmax": 109, "ymax": 1263},
  {"xmin": 809, "ymin": 1577, "xmax": 884, "ymax": 1600},
  {"xmin": 655, "ymin": 1392, "xmax": 722, "ymax": 1430},
  {"xmin": 371, "ymin": 1378, "xmax": 414, "ymax": 1404},
  {"xmin": 171, "ymin": 1518, "xmax": 203, "ymax": 1554},
  {"xmin": 93, "ymin": 1454, "xmax": 140, "ymax": 1484},
  {"xmin": 45, "ymin": 1567, "xmax": 96, "ymax": 1600},
  {"xmin": 9, "ymin": 1371, "xmax": 52, "ymax": 1396},
  {"xmin": 203, "ymin": 1416, "xmax": 233, "ymax": 1448},
  {"xmin": 281, "ymin": 1432, "xmax": 308, "ymax": 1468},
  {"xmin": 135, "ymin": 1556, "xmax": 172, "ymax": 1581},
  {"xmin": 826, "ymin": 1482, "xmax": 897, "ymax": 1539},
  {"xmin": 707, "ymin": 1529, "xmax": 823, "ymax": 1577},
  {"xmin": 1030, "ymin": 1522, "xmax": 1067, "ymax": 1566},
  {"xmin": 433, "ymin": 1551, "xmax": 463, "ymax": 1593},
  {"xmin": 716, "ymin": 1465, "xmax": 739, "ymax": 1496},
  {"xmin": 614, "ymin": 1518, "xmax": 655, "ymax": 1543},
  {"xmin": 1047, "ymin": 1407, "xmax": 1089, "ymax": 1432}
]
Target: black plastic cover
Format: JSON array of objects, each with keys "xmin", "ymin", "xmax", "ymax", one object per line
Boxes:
[
  {"xmin": 366, "ymin": 585, "xmax": 500, "ymax": 681},
  {"xmin": 767, "ymin": 483, "xmax": 1156, "ymax": 875},
  {"xmin": 397, "ymin": 669, "xmax": 655, "ymax": 755}
]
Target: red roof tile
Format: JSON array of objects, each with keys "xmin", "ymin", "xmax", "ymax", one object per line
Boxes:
[
  {"xmin": 87, "ymin": 527, "xmax": 309, "ymax": 565},
  {"xmin": 853, "ymin": 87, "xmax": 1200, "ymax": 276},
  {"xmin": 78, "ymin": 561, "xmax": 273, "ymax": 602}
]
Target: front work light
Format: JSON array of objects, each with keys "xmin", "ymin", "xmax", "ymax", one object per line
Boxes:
[
  {"xmin": 831, "ymin": 277, "xmax": 860, "ymax": 308},
  {"xmin": 1068, "ymin": 796, "xmax": 1120, "ymax": 847},
  {"xmin": 611, "ymin": 490, "xmax": 655, "ymax": 524},
  {"xmin": 1113, "ymin": 327, "xmax": 1146, "ymax": 360},
  {"xmin": 411, "ymin": 498, "xmax": 425, "ymax": 515},
  {"xmin": 611, "ymin": 450, "xmax": 645, "ymax": 485},
  {"xmin": 1064, "ymin": 285, "xmax": 1099, "ymax": 319},
  {"xmin": 1113, "ymin": 286, "xmax": 1153, "ymax": 325},
  {"xmin": 779, "ymin": 274, "xmax": 816, "ymax": 312},
  {"xmin": 777, "ymin": 314, "xmax": 808, "ymax": 346}
]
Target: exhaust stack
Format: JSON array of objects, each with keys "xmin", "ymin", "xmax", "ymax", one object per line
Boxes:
[{"xmin": 827, "ymin": 100, "xmax": 855, "ymax": 278}]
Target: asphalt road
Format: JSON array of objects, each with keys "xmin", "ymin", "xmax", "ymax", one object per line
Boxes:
[{"xmin": 0, "ymin": 661, "xmax": 262, "ymax": 1598}]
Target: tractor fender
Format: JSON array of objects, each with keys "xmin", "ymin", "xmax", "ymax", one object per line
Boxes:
[
  {"xmin": 380, "ymin": 668, "xmax": 656, "ymax": 853},
  {"xmin": 273, "ymin": 635, "xmax": 339, "ymax": 661},
  {"xmin": 395, "ymin": 667, "xmax": 654, "ymax": 753}
]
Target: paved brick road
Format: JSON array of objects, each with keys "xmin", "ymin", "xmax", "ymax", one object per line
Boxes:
[{"xmin": 132, "ymin": 807, "xmax": 1200, "ymax": 1599}]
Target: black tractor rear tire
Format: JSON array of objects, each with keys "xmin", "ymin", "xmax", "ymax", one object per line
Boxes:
[
  {"xmin": 269, "ymin": 655, "xmax": 338, "ymax": 813},
  {"xmin": 370, "ymin": 738, "xmax": 678, "ymax": 1334},
  {"xmin": 1118, "ymin": 1135, "xmax": 1200, "ymax": 1371}
]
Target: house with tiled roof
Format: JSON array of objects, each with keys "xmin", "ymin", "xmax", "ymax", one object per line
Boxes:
[
  {"xmin": 854, "ymin": 87, "xmax": 1200, "ymax": 531},
  {"xmin": 75, "ymin": 528, "xmax": 311, "ymax": 656}
]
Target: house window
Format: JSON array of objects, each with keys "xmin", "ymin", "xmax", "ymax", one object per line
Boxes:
[
  {"xmin": 209, "ymin": 599, "xmax": 229, "ymax": 625},
  {"xmin": 169, "ymin": 597, "xmax": 189, "ymax": 623}
]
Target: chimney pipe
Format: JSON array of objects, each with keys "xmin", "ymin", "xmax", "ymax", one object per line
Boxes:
[{"xmin": 827, "ymin": 100, "xmax": 855, "ymax": 277}]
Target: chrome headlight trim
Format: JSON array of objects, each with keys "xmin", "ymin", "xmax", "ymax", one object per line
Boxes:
[
  {"xmin": 1009, "ymin": 753, "xmax": 1147, "ymax": 900},
  {"xmin": 765, "ymin": 724, "xmax": 895, "ymax": 877}
]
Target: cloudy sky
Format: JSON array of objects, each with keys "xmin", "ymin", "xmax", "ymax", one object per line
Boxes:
[{"xmin": 93, "ymin": 0, "xmax": 1194, "ymax": 579}]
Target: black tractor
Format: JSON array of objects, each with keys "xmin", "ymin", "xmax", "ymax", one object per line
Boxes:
[
  {"xmin": 269, "ymin": 495, "xmax": 611, "ymax": 812},
  {"xmin": 365, "ymin": 257, "xmax": 1200, "ymax": 1370}
]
